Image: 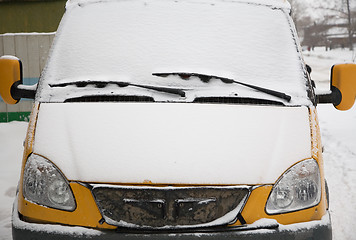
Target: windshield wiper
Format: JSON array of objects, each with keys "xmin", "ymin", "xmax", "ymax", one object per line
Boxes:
[
  {"xmin": 49, "ymin": 80, "xmax": 186, "ymax": 97},
  {"xmin": 152, "ymin": 72, "xmax": 291, "ymax": 102}
]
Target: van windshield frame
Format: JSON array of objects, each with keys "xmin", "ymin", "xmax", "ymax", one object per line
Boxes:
[{"xmin": 36, "ymin": 0, "xmax": 314, "ymax": 106}]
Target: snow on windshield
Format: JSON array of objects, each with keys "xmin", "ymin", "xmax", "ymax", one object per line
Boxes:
[{"xmin": 37, "ymin": 0, "xmax": 311, "ymax": 105}]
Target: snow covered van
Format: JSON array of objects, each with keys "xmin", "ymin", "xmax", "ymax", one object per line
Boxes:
[{"xmin": 0, "ymin": 0, "xmax": 355, "ymax": 239}]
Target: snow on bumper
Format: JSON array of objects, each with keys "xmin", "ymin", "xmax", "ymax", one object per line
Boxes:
[{"xmin": 12, "ymin": 199, "xmax": 332, "ymax": 240}]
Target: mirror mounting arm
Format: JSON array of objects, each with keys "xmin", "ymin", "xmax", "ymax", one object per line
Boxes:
[
  {"xmin": 11, "ymin": 81, "xmax": 36, "ymax": 100},
  {"xmin": 317, "ymin": 86, "xmax": 342, "ymax": 105}
]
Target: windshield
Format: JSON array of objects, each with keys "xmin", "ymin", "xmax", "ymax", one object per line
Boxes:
[{"xmin": 37, "ymin": 0, "xmax": 312, "ymax": 106}]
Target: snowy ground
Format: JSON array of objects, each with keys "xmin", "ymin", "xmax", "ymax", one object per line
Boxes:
[
  {"xmin": 0, "ymin": 122, "xmax": 27, "ymax": 240},
  {"xmin": 0, "ymin": 48, "xmax": 355, "ymax": 239},
  {"xmin": 304, "ymin": 47, "xmax": 356, "ymax": 240}
]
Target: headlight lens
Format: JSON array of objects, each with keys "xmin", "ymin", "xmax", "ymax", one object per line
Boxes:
[
  {"xmin": 266, "ymin": 159, "xmax": 321, "ymax": 214},
  {"xmin": 23, "ymin": 154, "xmax": 76, "ymax": 211}
]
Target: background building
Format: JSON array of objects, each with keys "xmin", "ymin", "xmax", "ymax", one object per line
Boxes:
[
  {"xmin": 0, "ymin": 0, "xmax": 65, "ymax": 34},
  {"xmin": 0, "ymin": 0, "xmax": 65, "ymax": 122}
]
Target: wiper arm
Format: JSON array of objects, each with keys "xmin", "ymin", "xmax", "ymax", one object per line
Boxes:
[
  {"xmin": 49, "ymin": 80, "xmax": 186, "ymax": 97},
  {"xmin": 152, "ymin": 72, "xmax": 291, "ymax": 102}
]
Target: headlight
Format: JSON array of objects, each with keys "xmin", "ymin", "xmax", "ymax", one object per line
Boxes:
[
  {"xmin": 23, "ymin": 154, "xmax": 76, "ymax": 211},
  {"xmin": 266, "ymin": 159, "xmax": 321, "ymax": 214}
]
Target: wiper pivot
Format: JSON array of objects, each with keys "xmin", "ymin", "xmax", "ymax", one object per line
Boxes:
[{"xmin": 152, "ymin": 72, "xmax": 291, "ymax": 102}]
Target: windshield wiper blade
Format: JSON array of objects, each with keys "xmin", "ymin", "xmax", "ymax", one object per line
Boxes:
[
  {"xmin": 49, "ymin": 80, "xmax": 186, "ymax": 97},
  {"xmin": 152, "ymin": 72, "xmax": 291, "ymax": 102}
]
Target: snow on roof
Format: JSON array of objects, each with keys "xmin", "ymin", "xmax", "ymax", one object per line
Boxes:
[{"xmin": 66, "ymin": 0, "xmax": 291, "ymax": 10}]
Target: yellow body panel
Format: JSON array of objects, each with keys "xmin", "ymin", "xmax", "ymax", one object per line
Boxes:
[
  {"xmin": 17, "ymin": 103, "xmax": 115, "ymax": 229},
  {"xmin": 18, "ymin": 183, "xmax": 116, "ymax": 230},
  {"xmin": 237, "ymin": 185, "xmax": 326, "ymax": 226},
  {"xmin": 332, "ymin": 64, "xmax": 356, "ymax": 111},
  {"xmin": 233, "ymin": 107, "xmax": 327, "ymax": 226},
  {"xmin": 0, "ymin": 57, "xmax": 21, "ymax": 104},
  {"xmin": 17, "ymin": 104, "xmax": 329, "ymax": 230}
]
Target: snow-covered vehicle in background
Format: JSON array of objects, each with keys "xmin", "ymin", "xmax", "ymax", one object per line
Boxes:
[{"xmin": 0, "ymin": 0, "xmax": 355, "ymax": 239}]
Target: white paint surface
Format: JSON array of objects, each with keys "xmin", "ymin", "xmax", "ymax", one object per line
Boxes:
[{"xmin": 33, "ymin": 103, "xmax": 311, "ymax": 184}]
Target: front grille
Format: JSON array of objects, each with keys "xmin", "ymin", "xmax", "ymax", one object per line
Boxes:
[{"xmin": 91, "ymin": 185, "xmax": 250, "ymax": 229}]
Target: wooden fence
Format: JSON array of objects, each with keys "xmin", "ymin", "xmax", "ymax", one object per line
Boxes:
[{"xmin": 0, "ymin": 33, "xmax": 55, "ymax": 122}]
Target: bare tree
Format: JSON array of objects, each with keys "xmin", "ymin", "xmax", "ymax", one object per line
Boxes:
[
  {"xmin": 346, "ymin": 0, "xmax": 354, "ymax": 50},
  {"xmin": 289, "ymin": 0, "xmax": 313, "ymax": 39},
  {"xmin": 313, "ymin": 0, "xmax": 355, "ymax": 50}
]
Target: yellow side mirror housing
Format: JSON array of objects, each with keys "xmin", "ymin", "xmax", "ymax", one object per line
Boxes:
[
  {"xmin": 331, "ymin": 64, "xmax": 356, "ymax": 111},
  {"xmin": 0, "ymin": 56, "xmax": 22, "ymax": 104},
  {"xmin": 0, "ymin": 55, "xmax": 36, "ymax": 104}
]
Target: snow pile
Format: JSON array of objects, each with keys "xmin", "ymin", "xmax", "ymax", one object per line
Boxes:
[{"xmin": 247, "ymin": 213, "xmax": 330, "ymax": 232}]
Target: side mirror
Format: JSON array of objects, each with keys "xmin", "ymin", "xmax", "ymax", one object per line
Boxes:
[
  {"xmin": 0, "ymin": 56, "xmax": 22, "ymax": 104},
  {"xmin": 317, "ymin": 63, "xmax": 356, "ymax": 111},
  {"xmin": 331, "ymin": 64, "xmax": 356, "ymax": 110},
  {"xmin": 0, "ymin": 56, "xmax": 36, "ymax": 104}
]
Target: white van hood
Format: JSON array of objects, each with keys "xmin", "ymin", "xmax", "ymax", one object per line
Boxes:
[{"xmin": 33, "ymin": 103, "xmax": 312, "ymax": 185}]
